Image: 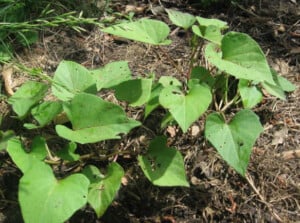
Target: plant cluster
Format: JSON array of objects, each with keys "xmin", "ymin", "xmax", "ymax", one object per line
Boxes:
[{"xmin": 0, "ymin": 9, "xmax": 295, "ymax": 223}]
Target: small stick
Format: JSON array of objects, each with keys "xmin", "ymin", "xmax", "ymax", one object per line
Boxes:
[
  {"xmin": 246, "ymin": 172, "xmax": 283, "ymax": 222},
  {"xmin": 275, "ymin": 149, "xmax": 300, "ymax": 160}
]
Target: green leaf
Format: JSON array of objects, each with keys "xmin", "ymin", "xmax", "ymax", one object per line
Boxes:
[
  {"xmin": 205, "ymin": 110, "xmax": 263, "ymax": 176},
  {"xmin": 205, "ymin": 32, "xmax": 275, "ymax": 84},
  {"xmin": 114, "ymin": 79, "xmax": 152, "ymax": 106},
  {"xmin": 8, "ymin": 81, "xmax": 48, "ymax": 119},
  {"xmin": 56, "ymin": 142, "xmax": 79, "ymax": 161},
  {"xmin": 52, "ymin": 61, "xmax": 97, "ymax": 101},
  {"xmin": 82, "ymin": 163, "xmax": 124, "ymax": 217},
  {"xmin": 138, "ymin": 136, "xmax": 189, "ymax": 187},
  {"xmin": 19, "ymin": 160, "xmax": 89, "ymax": 223},
  {"xmin": 277, "ymin": 75, "xmax": 296, "ymax": 92},
  {"xmin": 102, "ymin": 18, "xmax": 171, "ymax": 45},
  {"xmin": 238, "ymin": 79, "xmax": 263, "ymax": 108},
  {"xmin": 7, "ymin": 137, "xmax": 47, "ymax": 173},
  {"xmin": 145, "ymin": 83, "xmax": 164, "ymax": 119},
  {"xmin": 56, "ymin": 93, "xmax": 140, "ymax": 144},
  {"xmin": 159, "ymin": 83, "xmax": 212, "ymax": 132},
  {"xmin": 192, "ymin": 25, "xmax": 223, "ymax": 45},
  {"xmin": 166, "ymin": 9, "xmax": 196, "ymax": 29},
  {"xmin": 192, "ymin": 16, "xmax": 228, "ymax": 45},
  {"xmin": 24, "ymin": 101, "xmax": 63, "ymax": 129},
  {"xmin": 262, "ymin": 69, "xmax": 296, "ymax": 99},
  {"xmin": 195, "ymin": 16, "xmax": 228, "ymax": 30},
  {"xmin": 0, "ymin": 130, "xmax": 15, "ymax": 150},
  {"xmin": 91, "ymin": 61, "xmax": 132, "ymax": 90},
  {"xmin": 190, "ymin": 66, "xmax": 215, "ymax": 87}
]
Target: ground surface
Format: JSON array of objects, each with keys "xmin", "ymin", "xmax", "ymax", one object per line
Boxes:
[{"xmin": 0, "ymin": 0, "xmax": 299, "ymax": 222}]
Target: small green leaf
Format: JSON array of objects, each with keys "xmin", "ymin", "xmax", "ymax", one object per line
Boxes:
[
  {"xmin": 114, "ymin": 79, "xmax": 152, "ymax": 106},
  {"xmin": 262, "ymin": 69, "xmax": 296, "ymax": 99},
  {"xmin": 159, "ymin": 83, "xmax": 212, "ymax": 132},
  {"xmin": 192, "ymin": 25, "xmax": 223, "ymax": 45},
  {"xmin": 238, "ymin": 79, "xmax": 263, "ymax": 108},
  {"xmin": 166, "ymin": 9, "xmax": 196, "ymax": 29},
  {"xmin": 190, "ymin": 66, "xmax": 215, "ymax": 87},
  {"xmin": 102, "ymin": 18, "xmax": 171, "ymax": 45},
  {"xmin": 56, "ymin": 93, "xmax": 140, "ymax": 144},
  {"xmin": 25, "ymin": 101, "xmax": 62, "ymax": 129},
  {"xmin": 19, "ymin": 160, "xmax": 89, "ymax": 223},
  {"xmin": 195, "ymin": 16, "xmax": 228, "ymax": 30},
  {"xmin": 82, "ymin": 163, "xmax": 124, "ymax": 218},
  {"xmin": 56, "ymin": 142, "xmax": 79, "ymax": 161},
  {"xmin": 192, "ymin": 16, "xmax": 228, "ymax": 45},
  {"xmin": 8, "ymin": 81, "xmax": 48, "ymax": 119},
  {"xmin": 205, "ymin": 110, "xmax": 263, "ymax": 176},
  {"xmin": 205, "ymin": 32, "xmax": 275, "ymax": 84},
  {"xmin": 91, "ymin": 61, "xmax": 132, "ymax": 90},
  {"xmin": 52, "ymin": 61, "xmax": 97, "ymax": 101},
  {"xmin": 0, "ymin": 130, "xmax": 15, "ymax": 150},
  {"xmin": 7, "ymin": 137, "xmax": 47, "ymax": 173},
  {"xmin": 138, "ymin": 136, "xmax": 189, "ymax": 187}
]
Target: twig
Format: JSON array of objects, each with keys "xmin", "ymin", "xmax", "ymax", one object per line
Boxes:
[
  {"xmin": 275, "ymin": 149, "xmax": 300, "ymax": 160},
  {"xmin": 246, "ymin": 172, "xmax": 283, "ymax": 222}
]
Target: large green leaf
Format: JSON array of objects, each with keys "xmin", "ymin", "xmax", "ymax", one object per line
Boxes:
[
  {"xmin": 82, "ymin": 163, "xmax": 124, "ymax": 217},
  {"xmin": 56, "ymin": 93, "xmax": 141, "ymax": 144},
  {"xmin": 205, "ymin": 110, "xmax": 263, "ymax": 176},
  {"xmin": 91, "ymin": 61, "xmax": 132, "ymax": 90},
  {"xmin": 138, "ymin": 136, "xmax": 189, "ymax": 187},
  {"xmin": 52, "ymin": 61, "xmax": 97, "ymax": 101},
  {"xmin": 166, "ymin": 9, "xmax": 196, "ymax": 29},
  {"xmin": 205, "ymin": 32, "xmax": 275, "ymax": 84},
  {"xmin": 159, "ymin": 83, "xmax": 212, "ymax": 132},
  {"xmin": 19, "ymin": 160, "xmax": 89, "ymax": 223},
  {"xmin": 7, "ymin": 137, "xmax": 47, "ymax": 173},
  {"xmin": 238, "ymin": 79, "xmax": 263, "ymax": 108},
  {"xmin": 114, "ymin": 79, "xmax": 152, "ymax": 106},
  {"xmin": 8, "ymin": 81, "xmax": 48, "ymax": 119},
  {"xmin": 102, "ymin": 19, "xmax": 171, "ymax": 45},
  {"xmin": 24, "ymin": 101, "xmax": 62, "ymax": 129}
]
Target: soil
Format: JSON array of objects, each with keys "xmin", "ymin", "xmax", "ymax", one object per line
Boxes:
[{"xmin": 0, "ymin": 0, "xmax": 299, "ymax": 222}]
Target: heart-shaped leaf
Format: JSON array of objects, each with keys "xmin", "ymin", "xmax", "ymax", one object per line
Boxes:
[
  {"xmin": 102, "ymin": 18, "xmax": 171, "ymax": 45},
  {"xmin": 8, "ymin": 81, "xmax": 48, "ymax": 119},
  {"xmin": 114, "ymin": 79, "xmax": 152, "ymax": 106},
  {"xmin": 159, "ymin": 83, "xmax": 212, "ymax": 132},
  {"xmin": 56, "ymin": 93, "xmax": 140, "ymax": 144},
  {"xmin": 238, "ymin": 79, "xmax": 263, "ymax": 108},
  {"xmin": 205, "ymin": 109, "xmax": 263, "ymax": 176},
  {"xmin": 7, "ymin": 137, "xmax": 47, "ymax": 173},
  {"xmin": 166, "ymin": 9, "xmax": 196, "ymax": 29},
  {"xmin": 91, "ymin": 61, "xmax": 132, "ymax": 90},
  {"xmin": 138, "ymin": 136, "xmax": 189, "ymax": 187},
  {"xmin": 205, "ymin": 32, "xmax": 275, "ymax": 84},
  {"xmin": 52, "ymin": 61, "xmax": 97, "ymax": 101},
  {"xmin": 19, "ymin": 160, "xmax": 89, "ymax": 223},
  {"xmin": 82, "ymin": 163, "xmax": 124, "ymax": 217}
]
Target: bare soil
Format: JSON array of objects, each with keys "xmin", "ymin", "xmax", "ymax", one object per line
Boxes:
[{"xmin": 0, "ymin": 0, "xmax": 299, "ymax": 222}]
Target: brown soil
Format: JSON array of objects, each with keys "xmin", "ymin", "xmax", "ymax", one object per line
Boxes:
[{"xmin": 0, "ymin": 0, "xmax": 299, "ymax": 222}]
